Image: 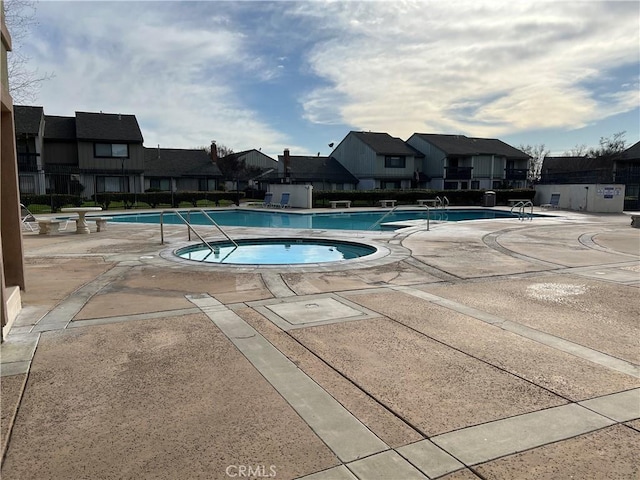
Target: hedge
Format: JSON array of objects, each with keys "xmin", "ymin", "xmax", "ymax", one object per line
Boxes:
[
  {"xmin": 312, "ymin": 189, "xmax": 535, "ymax": 207},
  {"xmin": 19, "ymin": 194, "xmax": 83, "ymax": 213},
  {"xmin": 20, "ymin": 191, "xmax": 246, "ymax": 212},
  {"xmin": 22, "ymin": 189, "xmax": 535, "ymax": 212},
  {"xmin": 93, "ymin": 191, "xmax": 246, "ymax": 209}
]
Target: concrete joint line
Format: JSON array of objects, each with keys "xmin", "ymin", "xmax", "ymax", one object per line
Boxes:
[
  {"xmin": 68, "ymin": 308, "xmax": 202, "ymax": 329},
  {"xmin": 187, "ymin": 294, "xmax": 389, "ymax": 463},
  {"xmin": 578, "ymin": 233, "xmax": 639, "ymax": 258},
  {"xmin": 31, "ymin": 265, "xmax": 130, "ymax": 333},
  {"xmin": 578, "ymin": 388, "xmax": 640, "ymax": 422},
  {"xmin": 0, "ymin": 333, "xmax": 40, "ymax": 377},
  {"xmin": 261, "ymin": 272, "xmax": 297, "ymax": 298},
  {"xmin": 391, "ymin": 285, "xmax": 639, "ymax": 378},
  {"xmin": 431, "ymin": 403, "xmax": 616, "ymax": 466},
  {"xmin": 482, "ymin": 231, "xmax": 562, "ymax": 268}
]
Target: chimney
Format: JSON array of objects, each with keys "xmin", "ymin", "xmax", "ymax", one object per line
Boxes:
[
  {"xmin": 283, "ymin": 148, "xmax": 290, "ymax": 178},
  {"xmin": 211, "ymin": 141, "xmax": 218, "ymax": 163}
]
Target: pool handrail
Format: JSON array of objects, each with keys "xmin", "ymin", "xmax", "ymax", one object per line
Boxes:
[
  {"xmin": 510, "ymin": 200, "xmax": 533, "ymax": 221},
  {"xmin": 368, "ymin": 205, "xmax": 398, "ymax": 230},
  {"xmin": 189, "ymin": 209, "xmax": 239, "ymax": 248},
  {"xmin": 160, "ymin": 209, "xmax": 238, "ymax": 249},
  {"xmin": 434, "ymin": 196, "xmax": 449, "ymax": 209}
]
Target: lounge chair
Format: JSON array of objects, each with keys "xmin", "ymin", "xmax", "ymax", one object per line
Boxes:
[
  {"xmin": 21, "ymin": 203, "xmax": 75, "ymax": 233},
  {"xmin": 277, "ymin": 192, "xmax": 290, "ymax": 208},
  {"xmin": 262, "ymin": 192, "xmax": 274, "ymax": 207},
  {"xmin": 20, "ymin": 203, "xmax": 38, "ymax": 232},
  {"xmin": 541, "ymin": 193, "xmax": 560, "ymax": 209}
]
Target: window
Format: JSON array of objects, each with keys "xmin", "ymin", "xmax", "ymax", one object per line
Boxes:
[
  {"xmin": 471, "ymin": 180, "xmax": 480, "ymax": 190},
  {"xmin": 97, "ymin": 176, "xmax": 126, "ymax": 192},
  {"xmin": 460, "ymin": 182, "xmax": 468, "ymax": 190},
  {"xmin": 382, "ymin": 180, "xmax": 401, "ymax": 189},
  {"xmin": 19, "ymin": 175, "xmax": 36, "ymax": 194},
  {"xmin": 492, "ymin": 180, "xmax": 502, "ymax": 189},
  {"xmin": 95, "ymin": 143, "xmax": 129, "ymax": 158},
  {"xmin": 384, "ymin": 156, "xmax": 406, "ymax": 168},
  {"xmin": 150, "ymin": 178, "xmax": 171, "ymax": 191},
  {"xmin": 198, "ymin": 178, "xmax": 216, "ymax": 191},
  {"xmin": 444, "ymin": 181, "xmax": 458, "ymax": 190}
]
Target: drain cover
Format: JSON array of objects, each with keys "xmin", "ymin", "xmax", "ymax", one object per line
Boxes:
[{"xmin": 266, "ymin": 297, "xmax": 365, "ymax": 325}]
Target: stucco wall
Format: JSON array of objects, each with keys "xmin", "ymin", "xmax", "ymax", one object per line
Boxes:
[
  {"xmin": 268, "ymin": 184, "xmax": 313, "ymax": 208},
  {"xmin": 535, "ymin": 184, "xmax": 625, "ymax": 213}
]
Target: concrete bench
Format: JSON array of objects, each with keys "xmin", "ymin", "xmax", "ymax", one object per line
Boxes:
[
  {"xmin": 378, "ymin": 199, "xmax": 397, "ymax": 208},
  {"xmin": 417, "ymin": 199, "xmax": 438, "ymax": 207},
  {"xmin": 631, "ymin": 215, "xmax": 640, "ymax": 229},
  {"xmin": 37, "ymin": 219, "xmax": 62, "ymax": 235},
  {"xmin": 329, "ymin": 200, "xmax": 351, "ymax": 209},
  {"xmin": 88, "ymin": 217, "xmax": 112, "ymax": 232}
]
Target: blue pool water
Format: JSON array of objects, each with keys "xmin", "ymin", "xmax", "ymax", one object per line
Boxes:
[
  {"xmin": 110, "ymin": 208, "xmax": 526, "ymax": 231},
  {"xmin": 176, "ymin": 238, "xmax": 377, "ymax": 265}
]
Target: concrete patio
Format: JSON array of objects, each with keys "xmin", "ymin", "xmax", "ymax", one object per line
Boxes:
[{"xmin": 1, "ymin": 207, "xmax": 639, "ymax": 479}]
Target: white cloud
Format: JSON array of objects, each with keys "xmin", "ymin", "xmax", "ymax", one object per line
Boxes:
[
  {"xmin": 26, "ymin": 2, "xmax": 295, "ymax": 156},
  {"xmin": 14, "ymin": 0, "xmax": 639, "ymax": 157},
  {"xmin": 298, "ymin": 1, "xmax": 640, "ymax": 138}
]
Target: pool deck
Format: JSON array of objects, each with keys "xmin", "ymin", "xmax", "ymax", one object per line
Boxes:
[{"xmin": 2, "ymin": 206, "xmax": 639, "ymax": 479}]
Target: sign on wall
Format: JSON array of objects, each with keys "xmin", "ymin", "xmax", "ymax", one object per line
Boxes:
[{"xmin": 597, "ymin": 186, "xmax": 622, "ymax": 199}]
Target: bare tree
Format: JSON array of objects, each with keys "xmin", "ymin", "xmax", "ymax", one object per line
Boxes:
[
  {"xmin": 4, "ymin": 0, "xmax": 54, "ymax": 103},
  {"xmin": 587, "ymin": 131, "xmax": 626, "ymax": 159},
  {"xmin": 519, "ymin": 143, "xmax": 549, "ymax": 184},
  {"xmin": 563, "ymin": 144, "xmax": 588, "ymax": 156}
]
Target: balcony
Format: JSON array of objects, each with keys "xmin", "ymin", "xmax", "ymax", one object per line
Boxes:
[
  {"xmin": 505, "ymin": 168, "xmax": 529, "ymax": 180},
  {"xmin": 444, "ymin": 166, "xmax": 473, "ymax": 180},
  {"xmin": 17, "ymin": 152, "xmax": 40, "ymax": 172}
]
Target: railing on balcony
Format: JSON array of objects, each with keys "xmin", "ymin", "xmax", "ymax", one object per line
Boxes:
[
  {"xmin": 614, "ymin": 167, "xmax": 640, "ymax": 184},
  {"xmin": 17, "ymin": 152, "xmax": 40, "ymax": 172},
  {"xmin": 444, "ymin": 166, "xmax": 473, "ymax": 180},
  {"xmin": 504, "ymin": 168, "xmax": 529, "ymax": 180}
]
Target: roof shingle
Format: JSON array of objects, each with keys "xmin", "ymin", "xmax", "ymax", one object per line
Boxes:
[
  {"xmin": 144, "ymin": 147, "xmax": 222, "ymax": 177},
  {"xmin": 275, "ymin": 155, "xmax": 359, "ymax": 183},
  {"xmin": 353, "ymin": 131, "xmax": 418, "ymax": 156},
  {"xmin": 414, "ymin": 133, "xmax": 529, "ymax": 159},
  {"xmin": 75, "ymin": 111, "xmax": 143, "ymax": 143},
  {"xmin": 14, "ymin": 105, "xmax": 44, "ymax": 135},
  {"xmin": 44, "ymin": 115, "xmax": 77, "ymax": 140}
]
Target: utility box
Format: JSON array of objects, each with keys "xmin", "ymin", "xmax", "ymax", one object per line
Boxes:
[{"xmin": 483, "ymin": 191, "xmax": 496, "ymax": 207}]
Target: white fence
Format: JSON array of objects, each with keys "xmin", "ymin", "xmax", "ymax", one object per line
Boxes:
[
  {"xmin": 535, "ymin": 184, "xmax": 625, "ymax": 213},
  {"xmin": 268, "ymin": 184, "xmax": 313, "ymax": 208}
]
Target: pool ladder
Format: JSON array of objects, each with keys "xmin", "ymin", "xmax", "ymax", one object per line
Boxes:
[
  {"xmin": 369, "ymin": 206, "xmax": 432, "ymax": 231},
  {"xmin": 510, "ymin": 200, "xmax": 533, "ymax": 221},
  {"xmin": 369, "ymin": 206, "xmax": 398, "ymax": 230},
  {"xmin": 160, "ymin": 209, "xmax": 238, "ymax": 251},
  {"xmin": 434, "ymin": 196, "xmax": 449, "ymax": 209}
]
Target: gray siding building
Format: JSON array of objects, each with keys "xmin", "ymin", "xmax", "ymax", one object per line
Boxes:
[
  {"xmin": 331, "ymin": 131, "xmax": 422, "ymax": 190},
  {"xmin": 407, "ymin": 133, "xmax": 530, "ymax": 190}
]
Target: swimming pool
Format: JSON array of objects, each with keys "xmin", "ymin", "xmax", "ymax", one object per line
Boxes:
[
  {"xmin": 110, "ymin": 208, "xmax": 528, "ymax": 231},
  {"xmin": 176, "ymin": 238, "xmax": 377, "ymax": 265}
]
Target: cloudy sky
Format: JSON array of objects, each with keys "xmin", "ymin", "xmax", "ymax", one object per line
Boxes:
[{"xmin": 10, "ymin": 0, "xmax": 640, "ymax": 157}]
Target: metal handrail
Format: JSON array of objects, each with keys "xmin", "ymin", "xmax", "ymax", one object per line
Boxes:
[
  {"xmin": 425, "ymin": 205, "xmax": 430, "ymax": 231},
  {"xmin": 434, "ymin": 196, "xmax": 449, "ymax": 209},
  {"xmin": 187, "ymin": 209, "xmax": 238, "ymax": 247},
  {"xmin": 160, "ymin": 209, "xmax": 238, "ymax": 249},
  {"xmin": 510, "ymin": 200, "xmax": 533, "ymax": 221},
  {"xmin": 369, "ymin": 206, "xmax": 398, "ymax": 230}
]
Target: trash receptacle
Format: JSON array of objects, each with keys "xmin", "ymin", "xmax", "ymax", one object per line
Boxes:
[{"xmin": 483, "ymin": 191, "xmax": 496, "ymax": 207}]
